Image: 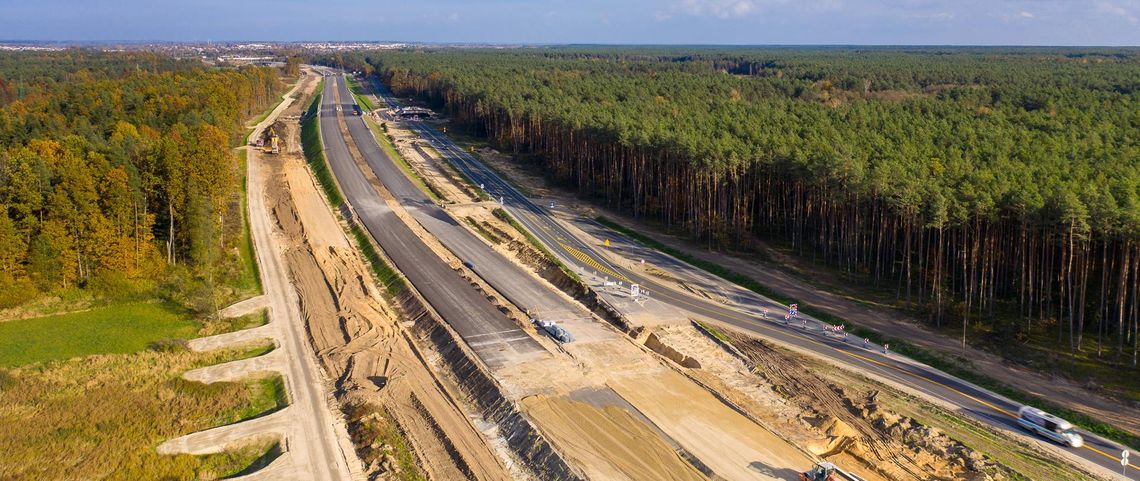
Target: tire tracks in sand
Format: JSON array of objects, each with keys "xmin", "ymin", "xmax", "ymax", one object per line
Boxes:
[{"xmin": 266, "ymin": 97, "xmax": 510, "ymax": 481}]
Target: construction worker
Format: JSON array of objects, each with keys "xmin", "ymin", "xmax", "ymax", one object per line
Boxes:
[
  {"xmin": 762, "ymin": 307, "xmax": 769, "ymax": 319},
  {"xmin": 863, "ymin": 338, "xmax": 869, "ymax": 349},
  {"xmin": 883, "ymin": 343, "xmax": 890, "ymax": 354}
]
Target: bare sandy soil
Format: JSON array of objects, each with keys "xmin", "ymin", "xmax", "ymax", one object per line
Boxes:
[
  {"xmin": 473, "ymin": 146, "xmax": 1140, "ymax": 438},
  {"xmin": 610, "ymin": 367, "xmax": 813, "ymax": 481},
  {"xmin": 264, "ymin": 85, "xmax": 511, "ymax": 480},
  {"xmin": 371, "ymin": 115, "xmax": 823, "ymax": 481},
  {"xmin": 368, "ymin": 110, "xmax": 1116, "ymax": 481},
  {"xmin": 521, "ymin": 396, "xmax": 707, "ymax": 481}
]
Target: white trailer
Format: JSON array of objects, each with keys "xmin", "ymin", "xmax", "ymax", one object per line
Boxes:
[{"xmin": 1017, "ymin": 406, "xmax": 1084, "ymax": 447}]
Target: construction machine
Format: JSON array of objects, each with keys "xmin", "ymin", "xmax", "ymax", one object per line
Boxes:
[
  {"xmin": 260, "ymin": 125, "xmax": 280, "ymax": 155},
  {"xmin": 800, "ymin": 462, "xmax": 838, "ymax": 481}
]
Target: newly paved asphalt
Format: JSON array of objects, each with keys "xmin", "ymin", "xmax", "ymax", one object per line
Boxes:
[
  {"xmin": 367, "ymin": 78, "xmax": 1138, "ymax": 479},
  {"xmin": 333, "ymin": 78, "xmax": 591, "ymax": 330},
  {"xmin": 317, "ymin": 75, "xmax": 542, "ymax": 369}
]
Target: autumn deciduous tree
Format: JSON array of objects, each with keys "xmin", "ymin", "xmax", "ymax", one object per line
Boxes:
[{"xmin": 0, "ymin": 50, "xmax": 281, "ymax": 309}]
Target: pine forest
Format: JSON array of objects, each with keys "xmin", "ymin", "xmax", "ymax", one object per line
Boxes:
[{"xmin": 329, "ymin": 47, "xmax": 1140, "ymax": 367}]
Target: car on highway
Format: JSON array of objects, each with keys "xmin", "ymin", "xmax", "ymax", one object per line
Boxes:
[
  {"xmin": 1017, "ymin": 406, "xmax": 1084, "ymax": 447},
  {"xmin": 462, "ymin": 261, "xmax": 475, "ymax": 270}
]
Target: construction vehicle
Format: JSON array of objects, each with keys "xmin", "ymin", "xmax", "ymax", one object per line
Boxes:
[
  {"xmin": 800, "ymin": 462, "xmax": 839, "ymax": 481},
  {"xmin": 259, "ymin": 125, "xmax": 280, "ymax": 155},
  {"xmin": 533, "ymin": 319, "xmax": 574, "ymax": 343}
]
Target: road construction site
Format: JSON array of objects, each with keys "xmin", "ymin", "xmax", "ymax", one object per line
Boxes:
[
  {"xmin": 268, "ymin": 69, "xmax": 1107, "ymax": 481},
  {"xmin": 171, "ymin": 65, "xmax": 1120, "ymax": 480},
  {"xmin": 312, "ymin": 71, "xmax": 831, "ymax": 480},
  {"xmin": 158, "ymin": 70, "xmax": 363, "ymax": 481}
]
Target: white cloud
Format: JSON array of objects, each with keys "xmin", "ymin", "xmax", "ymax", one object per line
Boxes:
[
  {"xmin": 677, "ymin": 0, "xmax": 761, "ymax": 18},
  {"xmin": 905, "ymin": 11, "xmax": 955, "ymax": 21},
  {"xmin": 1095, "ymin": 1, "xmax": 1139, "ymax": 25}
]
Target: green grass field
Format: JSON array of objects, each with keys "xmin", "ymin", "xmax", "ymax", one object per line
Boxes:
[
  {"xmin": 0, "ymin": 302, "xmax": 197, "ymax": 368},
  {"xmin": 0, "ymin": 299, "xmax": 283, "ymax": 479},
  {"xmin": 0, "ymin": 345, "xmax": 281, "ymax": 480}
]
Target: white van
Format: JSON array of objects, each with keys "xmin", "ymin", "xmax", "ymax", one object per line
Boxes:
[{"xmin": 1017, "ymin": 406, "xmax": 1084, "ymax": 447}]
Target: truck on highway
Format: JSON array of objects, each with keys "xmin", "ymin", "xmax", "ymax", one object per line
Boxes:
[{"xmin": 1017, "ymin": 406, "xmax": 1084, "ymax": 447}]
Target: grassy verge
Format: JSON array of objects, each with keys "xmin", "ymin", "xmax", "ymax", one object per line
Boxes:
[
  {"xmin": 301, "ymin": 84, "xmax": 346, "ymax": 207},
  {"xmin": 363, "ymin": 117, "xmax": 445, "ymax": 202},
  {"xmin": 242, "ymin": 108, "xmax": 272, "ymax": 145},
  {"xmin": 229, "ymin": 374, "xmax": 289, "ymax": 421},
  {"xmin": 197, "ymin": 308, "xmax": 271, "ymax": 339},
  {"xmin": 243, "ymin": 107, "xmax": 276, "ymax": 144},
  {"xmin": 346, "ymin": 77, "xmax": 376, "ymax": 111},
  {"xmin": 693, "ymin": 319, "xmax": 731, "ymax": 344},
  {"xmin": 596, "ymin": 215, "xmax": 1140, "ymax": 450},
  {"xmin": 464, "ymin": 216, "xmax": 502, "ymax": 244},
  {"xmin": 0, "ymin": 301, "xmax": 196, "ymax": 368},
  {"xmin": 227, "ymin": 440, "xmax": 285, "ymax": 478},
  {"xmin": 421, "ymin": 143, "xmax": 492, "ymax": 202},
  {"xmin": 236, "ymin": 149, "xmax": 263, "ymax": 297},
  {"xmin": 299, "ymin": 82, "xmax": 405, "ymax": 298},
  {"xmin": 495, "ymin": 208, "xmax": 586, "ymax": 288},
  {"xmin": 350, "ymin": 225, "xmax": 406, "ymax": 297},
  {"xmin": 0, "ymin": 344, "xmax": 282, "ymax": 480}
]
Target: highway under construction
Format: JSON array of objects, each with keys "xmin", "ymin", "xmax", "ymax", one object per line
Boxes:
[
  {"xmin": 260, "ymin": 68, "xmax": 1131, "ymax": 481},
  {"xmin": 175, "ymin": 65, "xmax": 1125, "ymax": 481}
]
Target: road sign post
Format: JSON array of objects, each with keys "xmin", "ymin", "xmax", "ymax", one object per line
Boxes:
[{"xmin": 1123, "ymin": 450, "xmax": 1130, "ymax": 477}]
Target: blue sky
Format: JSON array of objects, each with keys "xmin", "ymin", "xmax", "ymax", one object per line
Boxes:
[{"xmin": 0, "ymin": 0, "xmax": 1138, "ymax": 45}]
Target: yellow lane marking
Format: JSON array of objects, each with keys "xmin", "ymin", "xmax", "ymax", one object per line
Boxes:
[
  {"xmin": 642, "ymin": 278, "xmax": 1136, "ymax": 468},
  {"xmin": 408, "ymin": 88, "xmax": 1135, "ymax": 472},
  {"xmin": 418, "ymin": 95, "xmax": 1130, "ymax": 468},
  {"xmin": 558, "ymin": 242, "xmax": 630, "ymax": 283}
]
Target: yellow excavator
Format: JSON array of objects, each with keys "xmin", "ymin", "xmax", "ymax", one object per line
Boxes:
[{"xmin": 262, "ymin": 126, "xmax": 279, "ymax": 155}]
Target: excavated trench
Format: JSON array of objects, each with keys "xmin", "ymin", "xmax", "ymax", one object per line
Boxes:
[{"xmin": 391, "ymin": 288, "xmax": 584, "ymax": 481}]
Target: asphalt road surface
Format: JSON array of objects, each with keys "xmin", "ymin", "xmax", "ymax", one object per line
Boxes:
[
  {"xmin": 367, "ymin": 78, "xmax": 1138, "ymax": 480},
  {"xmin": 317, "ymin": 75, "xmax": 542, "ymax": 369},
  {"xmin": 333, "ymin": 78, "xmax": 589, "ymax": 329}
]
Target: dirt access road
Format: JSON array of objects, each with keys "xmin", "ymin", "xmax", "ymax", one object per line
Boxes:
[
  {"xmin": 267, "ymin": 72, "xmax": 511, "ymax": 480},
  {"xmin": 475, "ymin": 154, "xmax": 1136, "ymax": 478},
  {"xmin": 351, "ymin": 82, "xmax": 819, "ymax": 481},
  {"xmin": 242, "ymin": 70, "xmax": 360, "ymax": 480}
]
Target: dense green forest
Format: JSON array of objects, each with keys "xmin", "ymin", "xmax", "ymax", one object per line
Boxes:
[
  {"xmin": 0, "ymin": 51, "xmax": 280, "ymax": 310},
  {"xmin": 325, "ymin": 47, "xmax": 1140, "ymax": 366}
]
